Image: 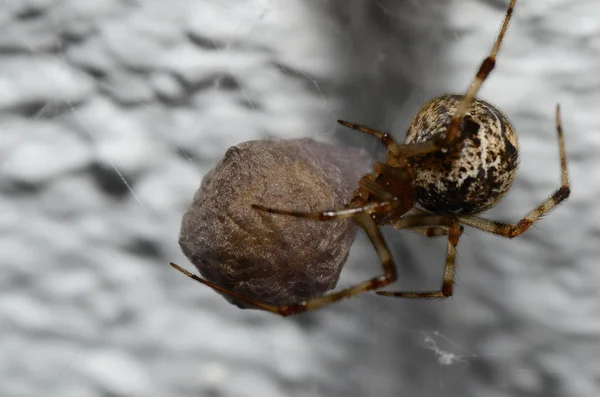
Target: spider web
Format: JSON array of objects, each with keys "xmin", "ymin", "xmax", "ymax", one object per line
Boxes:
[{"xmin": 0, "ymin": 0, "xmax": 597, "ymax": 397}]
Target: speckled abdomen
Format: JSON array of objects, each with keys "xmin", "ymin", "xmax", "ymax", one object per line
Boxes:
[{"xmin": 405, "ymin": 95, "xmax": 520, "ymax": 215}]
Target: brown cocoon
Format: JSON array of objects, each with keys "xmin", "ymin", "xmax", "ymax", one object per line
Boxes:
[{"xmin": 179, "ymin": 138, "xmax": 371, "ymax": 308}]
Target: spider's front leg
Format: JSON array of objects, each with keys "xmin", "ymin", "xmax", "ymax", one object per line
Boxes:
[
  {"xmin": 337, "ymin": 120, "xmax": 402, "ymax": 156},
  {"xmin": 442, "ymin": 0, "xmax": 518, "ymax": 147},
  {"xmin": 251, "ymin": 199, "xmax": 399, "ymax": 221},
  {"xmin": 340, "ymin": 0, "xmax": 519, "ymax": 161},
  {"xmin": 252, "ymin": 159, "xmax": 416, "ymax": 223},
  {"xmin": 336, "ymin": 119, "xmax": 450, "ymax": 159}
]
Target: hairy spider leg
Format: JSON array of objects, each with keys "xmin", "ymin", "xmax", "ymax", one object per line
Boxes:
[
  {"xmin": 409, "ymin": 226, "xmax": 451, "ymax": 237},
  {"xmin": 274, "ymin": 212, "xmax": 398, "ymax": 315},
  {"xmin": 169, "ymin": 262, "xmax": 282, "ymax": 313},
  {"xmin": 441, "ymin": 0, "xmax": 518, "ymax": 148},
  {"xmin": 338, "ymin": 0, "xmax": 518, "ymax": 160},
  {"xmin": 337, "ymin": 120, "xmax": 402, "ymax": 156},
  {"xmin": 397, "ymin": 209, "xmax": 465, "ymax": 237},
  {"xmin": 251, "ymin": 199, "xmax": 399, "ymax": 221},
  {"xmin": 336, "ymin": 119, "xmax": 435, "ymax": 159},
  {"xmin": 172, "ymin": 213, "xmax": 460, "ymax": 315},
  {"xmin": 458, "ymin": 104, "xmax": 570, "ymax": 237},
  {"xmin": 172, "ymin": 212, "xmax": 398, "ymax": 316},
  {"xmin": 377, "ymin": 220, "xmax": 462, "ymax": 299},
  {"xmin": 393, "ymin": 214, "xmax": 456, "ymax": 237},
  {"xmin": 250, "ymin": 159, "xmax": 416, "ymax": 221}
]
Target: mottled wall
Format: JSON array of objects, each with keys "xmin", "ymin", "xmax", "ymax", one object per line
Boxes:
[{"xmin": 1, "ymin": 1, "xmax": 598, "ymax": 397}]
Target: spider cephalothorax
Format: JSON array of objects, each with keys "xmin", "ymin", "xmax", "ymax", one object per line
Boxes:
[{"xmin": 171, "ymin": 0, "xmax": 571, "ymax": 317}]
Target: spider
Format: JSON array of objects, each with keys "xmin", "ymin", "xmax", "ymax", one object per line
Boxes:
[{"xmin": 170, "ymin": 0, "xmax": 570, "ymax": 316}]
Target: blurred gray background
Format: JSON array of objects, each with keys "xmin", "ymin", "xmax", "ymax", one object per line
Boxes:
[{"xmin": 1, "ymin": 0, "xmax": 598, "ymax": 396}]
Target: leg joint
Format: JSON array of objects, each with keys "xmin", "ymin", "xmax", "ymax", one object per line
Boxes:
[
  {"xmin": 441, "ymin": 283, "xmax": 453, "ymax": 298},
  {"xmin": 552, "ymin": 186, "xmax": 571, "ymax": 203},
  {"xmin": 477, "ymin": 57, "xmax": 496, "ymax": 79}
]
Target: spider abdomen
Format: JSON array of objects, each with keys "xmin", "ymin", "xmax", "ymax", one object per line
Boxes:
[{"xmin": 405, "ymin": 95, "xmax": 519, "ymax": 215}]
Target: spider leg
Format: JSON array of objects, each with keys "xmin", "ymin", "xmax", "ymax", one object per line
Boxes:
[
  {"xmin": 439, "ymin": 0, "xmax": 517, "ymax": 149},
  {"xmin": 391, "ymin": 214, "xmax": 453, "ymax": 230},
  {"xmin": 458, "ymin": 104, "xmax": 570, "ymax": 238},
  {"xmin": 408, "ymin": 226, "xmax": 450, "ymax": 237},
  {"xmin": 381, "ymin": 0, "xmax": 519, "ymax": 159},
  {"xmin": 377, "ymin": 219, "xmax": 462, "ymax": 299},
  {"xmin": 336, "ymin": 120, "xmax": 451, "ymax": 159},
  {"xmin": 337, "ymin": 120, "xmax": 402, "ymax": 156},
  {"xmin": 339, "ymin": 2, "xmax": 518, "ymax": 160},
  {"xmin": 372, "ymin": 162, "xmax": 413, "ymax": 184},
  {"xmin": 355, "ymin": 162, "xmax": 413, "ymax": 203},
  {"xmin": 268, "ymin": 212, "xmax": 398, "ymax": 315},
  {"xmin": 172, "ymin": 212, "xmax": 398, "ymax": 316},
  {"xmin": 360, "ymin": 176, "xmax": 395, "ymax": 201},
  {"xmin": 251, "ymin": 199, "xmax": 398, "ymax": 221},
  {"xmin": 278, "ymin": 215, "xmax": 469, "ymax": 313},
  {"xmin": 392, "ymin": 214, "xmax": 462, "ymax": 237},
  {"xmin": 389, "ymin": 209, "xmax": 457, "ymax": 237},
  {"xmin": 169, "ymin": 262, "xmax": 285, "ymax": 314}
]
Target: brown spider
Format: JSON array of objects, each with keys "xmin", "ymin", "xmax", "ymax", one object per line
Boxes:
[{"xmin": 170, "ymin": 0, "xmax": 570, "ymax": 316}]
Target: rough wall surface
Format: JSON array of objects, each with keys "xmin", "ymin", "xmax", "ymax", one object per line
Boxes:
[{"xmin": 1, "ymin": 1, "xmax": 598, "ymax": 396}]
